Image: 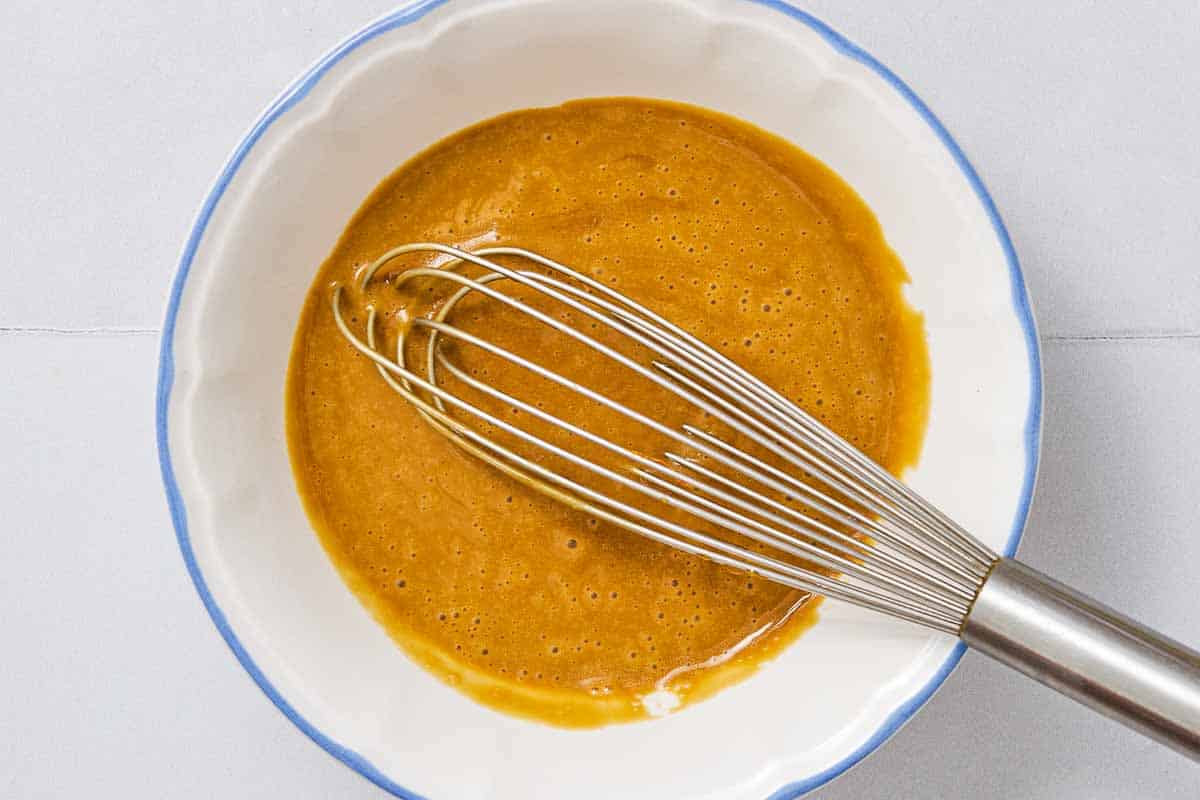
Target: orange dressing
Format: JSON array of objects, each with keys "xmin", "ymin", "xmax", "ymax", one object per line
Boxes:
[{"xmin": 286, "ymin": 98, "xmax": 929, "ymax": 726}]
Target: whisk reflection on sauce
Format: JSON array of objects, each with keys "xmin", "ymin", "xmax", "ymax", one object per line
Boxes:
[{"xmin": 331, "ymin": 243, "xmax": 1200, "ymax": 760}]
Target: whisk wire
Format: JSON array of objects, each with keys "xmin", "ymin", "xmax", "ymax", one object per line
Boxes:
[
  {"xmin": 330, "ymin": 243, "xmax": 1000, "ymax": 634},
  {"xmin": 341, "ymin": 297, "xmax": 957, "ymax": 628}
]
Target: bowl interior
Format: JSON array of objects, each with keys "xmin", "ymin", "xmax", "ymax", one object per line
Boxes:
[{"xmin": 160, "ymin": 1, "xmax": 1039, "ymax": 798}]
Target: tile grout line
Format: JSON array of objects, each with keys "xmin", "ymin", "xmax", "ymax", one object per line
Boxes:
[
  {"xmin": 1044, "ymin": 332, "xmax": 1200, "ymax": 342},
  {"xmin": 0, "ymin": 326, "xmax": 160, "ymax": 337}
]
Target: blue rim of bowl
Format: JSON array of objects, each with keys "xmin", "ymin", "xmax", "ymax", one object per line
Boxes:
[{"xmin": 155, "ymin": 1, "xmax": 1043, "ymax": 798}]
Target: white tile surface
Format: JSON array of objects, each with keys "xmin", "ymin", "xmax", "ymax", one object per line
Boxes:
[
  {"xmin": 0, "ymin": 333, "xmax": 371, "ymax": 798},
  {"xmin": 802, "ymin": 1, "xmax": 1200, "ymax": 338},
  {"xmin": 1, "ymin": 1, "xmax": 1198, "ymax": 798}
]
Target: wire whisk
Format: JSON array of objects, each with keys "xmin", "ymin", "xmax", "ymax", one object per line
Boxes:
[{"xmin": 330, "ymin": 243, "xmax": 1200, "ymax": 759}]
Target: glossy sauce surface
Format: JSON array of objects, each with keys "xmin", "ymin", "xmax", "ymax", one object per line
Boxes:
[{"xmin": 286, "ymin": 98, "xmax": 929, "ymax": 726}]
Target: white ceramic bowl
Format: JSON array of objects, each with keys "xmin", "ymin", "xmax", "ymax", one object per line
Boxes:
[{"xmin": 157, "ymin": 1, "xmax": 1042, "ymax": 797}]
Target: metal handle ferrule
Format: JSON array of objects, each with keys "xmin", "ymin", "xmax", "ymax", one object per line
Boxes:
[{"xmin": 962, "ymin": 558, "xmax": 1200, "ymax": 760}]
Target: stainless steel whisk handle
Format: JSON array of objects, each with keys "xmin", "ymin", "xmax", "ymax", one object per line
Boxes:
[{"xmin": 962, "ymin": 558, "xmax": 1200, "ymax": 760}]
